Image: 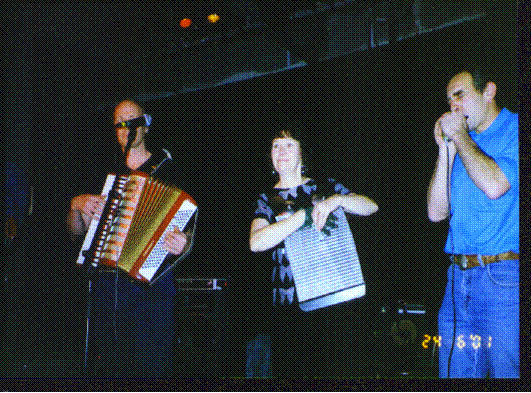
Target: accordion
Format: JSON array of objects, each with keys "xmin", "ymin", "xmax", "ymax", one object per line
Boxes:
[
  {"xmin": 284, "ymin": 208, "xmax": 365, "ymax": 312},
  {"xmin": 76, "ymin": 171, "xmax": 197, "ymax": 285}
]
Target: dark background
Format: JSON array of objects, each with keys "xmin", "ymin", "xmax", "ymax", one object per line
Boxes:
[{"xmin": 1, "ymin": 1, "xmax": 522, "ymax": 382}]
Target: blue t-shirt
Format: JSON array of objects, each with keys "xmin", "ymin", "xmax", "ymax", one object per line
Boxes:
[{"xmin": 445, "ymin": 108, "xmax": 519, "ymax": 255}]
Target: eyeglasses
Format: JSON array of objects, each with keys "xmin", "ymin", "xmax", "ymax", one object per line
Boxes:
[
  {"xmin": 114, "ymin": 117, "xmax": 146, "ymax": 130},
  {"xmin": 114, "ymin": 114, "xmax": 152, "ymax": 130}
]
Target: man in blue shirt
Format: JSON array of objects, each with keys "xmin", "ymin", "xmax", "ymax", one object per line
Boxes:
[{"xmin": 427, "ymin": 68, "xmax": 519, "ymax": 378}]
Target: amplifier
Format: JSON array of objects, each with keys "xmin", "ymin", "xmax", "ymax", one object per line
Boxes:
[
  {"xmin": 173, "ymin": 278, "xmax": 231, "ymax": 377},
  {"xmin": 375, "ymin": 300, "xmax": 439, "ymax": 378}
]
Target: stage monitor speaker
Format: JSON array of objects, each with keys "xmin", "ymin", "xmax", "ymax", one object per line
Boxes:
[
  {"xmin": 173, "ymin": 278, "xmax": 233, "ymax": 377},
  {"xmin": 375, "ymin": 300, "xmax": 439, "ymax": 378}
]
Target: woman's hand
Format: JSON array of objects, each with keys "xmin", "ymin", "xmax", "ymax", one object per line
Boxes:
[
  {"xmin": 311, "ymin": 195, "xmax": 342, "ymax": 231},
  {"xmin": 312, "ymin": 192, "xmax": 378, "ymax": 231}
]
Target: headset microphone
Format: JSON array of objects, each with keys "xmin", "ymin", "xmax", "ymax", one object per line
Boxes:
[{"xmin": 124, "ymin": 128, "xmax": 137, "ymax": 157}]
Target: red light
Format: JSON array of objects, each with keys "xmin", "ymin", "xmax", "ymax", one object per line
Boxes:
[{"xmin": 180, "ymin": 18, "xmax": 192, "ymax": 28}]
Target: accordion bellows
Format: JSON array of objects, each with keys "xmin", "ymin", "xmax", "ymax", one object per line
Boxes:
[{"xmin": 77, "ymin": 171, "xmax": 197, "ymax": 284}]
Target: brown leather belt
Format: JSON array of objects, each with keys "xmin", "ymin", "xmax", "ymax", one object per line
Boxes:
[{"xmin": 451, "ymin": 251, "xmax": 519, "ymax": 270}]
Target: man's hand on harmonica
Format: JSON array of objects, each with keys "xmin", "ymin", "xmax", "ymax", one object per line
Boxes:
[{"xmin": 163, "ymin": 227, "xmax": 188, "ymax": 255}]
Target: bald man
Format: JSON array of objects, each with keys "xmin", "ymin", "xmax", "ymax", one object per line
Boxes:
[
  {"xmin": 68, "ymin": 100, "xmax": 187, "ymax": 254},
  {"xmin": 68, "ymin": 99, "xmax": 190, "ymax": 377}
]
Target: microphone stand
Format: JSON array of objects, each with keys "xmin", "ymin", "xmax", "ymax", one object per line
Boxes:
[
  {"xmin": 83, "ymin": 259, "xmax": 97, "ymax": 375},
  {"xmin": 83, "ymin": 125, "xmax": 139, "ymax": 375},
  {"xmin": 83, "ymin": 127, "xmax": 136, "ymax": 375},
  {"xmin": 81, "ymin": 189, "xmax": 118, "ymax": 376},
  {"xmin": 82, "ymin": 210, "xmax": 115, "ymax": 375}
]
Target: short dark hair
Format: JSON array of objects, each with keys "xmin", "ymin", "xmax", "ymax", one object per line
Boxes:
[
  {"xmin": 448, "ymin": 61, "xmax": 516, "ymax": 109},
  {"xmin": 272, "ymin": 128, "xmax": 307, "ymax": 160},
  {"xmin": 269, "ymin": 128, "xmax": 310, "ymax": 174},
  {"xmin": 466, "ymin": 67, "xmax": 492, "ymax": 93},
  {"xmin": 273, "ymin": 129, "xmax": 299, "ymax": 141},
  {"xmin": 451, "ymin": 63, "xmax": 494, "ymax": 93}
]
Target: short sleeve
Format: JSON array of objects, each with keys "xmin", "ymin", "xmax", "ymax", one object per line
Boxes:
[
  {"xmin": 495, "ymin": 125, "xmax": 518, "ymax": 189},
  {"xmin": 328, "ymin": 178, "xmax": 351, "ymax": 195},
  {"xmin": 254, "ymin": 193, "xmax": 274, "ymax": 223}
]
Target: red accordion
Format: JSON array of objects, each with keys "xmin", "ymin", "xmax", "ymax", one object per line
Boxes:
[{"xmin": 76, "ymin": 171, "xmax": 197, "ymax": 285}]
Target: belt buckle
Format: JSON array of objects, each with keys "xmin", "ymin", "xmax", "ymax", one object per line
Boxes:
[{"xmin": 453, "ymin": 254, "xmax": 467, "ymax": 270}]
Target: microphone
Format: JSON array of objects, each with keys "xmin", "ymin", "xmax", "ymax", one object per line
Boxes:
[
  {"xmin": 124, "ymin": 128, "xmax": 137, "ymax": 157},
  {"xmin": 443, "ymin": 115, "xmax": 468, "ymax": 143}
]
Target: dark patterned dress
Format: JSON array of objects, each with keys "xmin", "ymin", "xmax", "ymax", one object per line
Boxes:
[{"xmin": 253, "ymin": 178, "xmax": 350, "ymax": 377}]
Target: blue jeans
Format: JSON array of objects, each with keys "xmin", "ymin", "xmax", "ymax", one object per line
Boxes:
[{"xmin": 438, "ymin": 259, "xmax": 519, "ymax": 378}]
